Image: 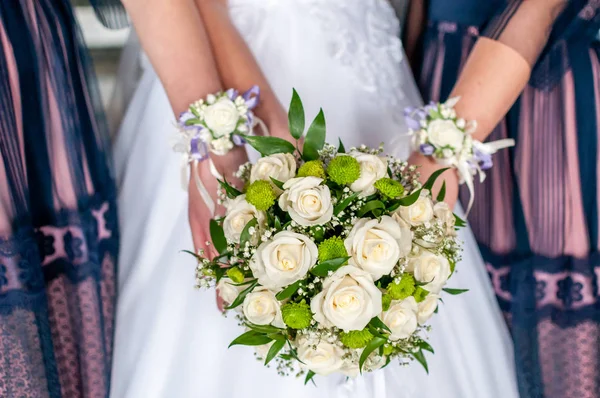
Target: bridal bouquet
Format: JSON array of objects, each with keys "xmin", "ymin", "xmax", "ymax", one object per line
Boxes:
[{"xmin": 185, "ymin": 91, "xmax": 465, "ymax": 382}]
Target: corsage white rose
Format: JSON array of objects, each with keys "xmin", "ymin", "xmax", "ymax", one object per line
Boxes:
[
  {"xmin": 203, "ymin": 97, "xmax": 240, "ymax": 137},
  {"xmin": 427, "ymin": 119, "xmax": 464, "ymax": 152},
  {"xmin": 249, "ymin": 231, "xmax": 318, "ymax": 291}
]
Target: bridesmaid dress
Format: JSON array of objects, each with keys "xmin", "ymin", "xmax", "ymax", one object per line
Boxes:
[
  {"xmin": 0, "ymin": 1, "xmax": 125, "ymax": 396},
  {"xmin": 418, "ymin": 1, "xmax": 600, "ymax": 397}
]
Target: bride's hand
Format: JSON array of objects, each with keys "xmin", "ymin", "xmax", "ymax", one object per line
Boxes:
[{"xmin": 408, "ymin": 151, "xmax": 460, "ymax": 210}]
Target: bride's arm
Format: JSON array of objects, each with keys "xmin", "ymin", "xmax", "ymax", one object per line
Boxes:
[
  {"xmin": 194, "ymin": 0, "xmax": 290, "ymax": 139},
  {"xmin": 122, "ymin": 0, "xmax": 248, "ymax": 253},
  {"xmin": 410, "ymin": 0, "xmax": 567, "ymax": 208}
]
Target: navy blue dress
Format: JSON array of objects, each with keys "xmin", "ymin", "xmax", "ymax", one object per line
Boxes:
[
  {"xmin": 0, "ymin": 1, "xmax": 125, "ymax": 396},
  {"xmin": 418, "ymin": 1, "xmax": 600, "ymax": 397}
]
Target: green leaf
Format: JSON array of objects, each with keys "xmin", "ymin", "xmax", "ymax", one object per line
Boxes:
[
  {"xmin": 239, "ymin": 218, "xmax": 258, "ymax": 249},
  {"xmin": 454, "ymin": 214, "xmax": 467, "ymax": 228},
  {"xmin": 304, "ymin": 370, "xmax": 316, "ymax": 386},
  {"xmin": 411, "ymin": 349, "xmax": 429, "ymax": 374},
  {"xmin": 273, "ymin": 215, "xmax": 282, "ymax": 230},
  {"xmin": 394, "ymin": 188, "xmax": 422, "ymax": 207},
  {"xmin": 418, "ymin": 340, "xmax": 435, "ymax": 354},
  {"xmin": 184, "ymin": 117, "xmax": 201, "ymax": 126},
  {"xmin": 288, "ymin": 89, "xmax": 305, "ymax": 140},
  {"xmin": 215, "ymin": 266, "xmax": 226, "ymax": 283},
  {"xmin": 359, "ymin": 337, "xmax": 387, "ymax": 373},
  {"xmin": 357, "ymin": 200, "xmax": 386, "ymax": 218},
  {"xmin": 368, "ymin": 316, "xmax": 391, "ymax": 334},
  {"xmin": 228, "ymin": 330, "xmax": 272, "ymax": 348},
  {"xmin": 225, "ymin": 279, "xmax": 259, "ymax": 310},
  {"xmin": 264, "ymin": 338, "xmax": 286, "ymax": 365},
  {"xmin": 239, "ymin": 134, "xmax": 296, "ymax": 156},
  {"xmin": 229, "ymin": 279, "xmax": 257, "ymax": 287},
  {"xmin": 218, "ymin": 178, "xmax": 242, "ymax": 199},
  {"xmin": 275, "ymin": 279, "xmax": 303, "ymax": 301},
  {"xmin": 270, "ymin": 177, "xmax": 285, "ymax": 190},
  {"xmin": 245, "ymin": 323, "xmax": 285, "ymax": 334},
  {"xmin": 181, "ymin": 249, "xmax": 202, "ymax": 261},
  {"xmin": 442, "ymin": 288, "xmax": 469, "ymax": 295},
  {"xmin": 287, "ymin": 341, "xmax": 305, "ymax": 365},
  {"xmin": 422, "ymin": 167, "xmax": 451, "ymax": 192},
  {"xmin": 302, "ymin": 109, "xmax": 326, "ymax": 161},
  {"xmin": 310, "ymin": 257, "xmax": 351, "ymax": 277},
  {"xmin": 209, "ymin": 219, "xmax": 228, "ymax": 254},
  {"xmin": 334, "ymin": 192, "xmax": 359, "ymax": 215},
  {"xmin": 436, "ymin": 181, "xmax": 447, "ymax": 202},
  {"xmin": 337, "ymin": 138, "xmax": 346, "ymax": 153}
]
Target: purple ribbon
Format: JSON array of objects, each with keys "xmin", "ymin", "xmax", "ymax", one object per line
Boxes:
[
  {"xmin": 243, "ymin": 85, "xmax": 260, "ymax": 110},
  {"xmin": 473, "ymin": 147, "xmax": 493, "ymax": 170},
  {"xmin": 190, "ymin": 130, "xmax": 209, "ymax": 161},
  {"xmin": 419, "ymin": 144, "xmax": 435, "ymax": 156}
]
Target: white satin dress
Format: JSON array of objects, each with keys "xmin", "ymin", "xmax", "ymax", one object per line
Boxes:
[{"xmin": 109, "ymin": 1, "xmax": 520, "ymax": 397}]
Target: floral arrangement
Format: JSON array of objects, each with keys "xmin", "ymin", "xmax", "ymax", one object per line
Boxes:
[
  {"xmin": 406, "ymin": 97, "xmax": 514, "ymax": 212},
  {"xmin": 186, "ymin": 90, "xmax": 467, "ymax": 382}
]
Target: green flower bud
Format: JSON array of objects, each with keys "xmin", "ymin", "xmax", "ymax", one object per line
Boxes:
[
  {"xmin": 226, "ymin": 267, "xmax": 244, "ymax": 284},
  {"xmin": 318, "ymin": 236, "xmax": 348, "ymax": 262},
  {"xmin": 382, "ymin": 344, "xmax": 396, "ymax": 356},
  {"xmin": 374, "ymin": 178, "xmax": 405, "ymax": 199},
  {"xmin": 387, "ymin": 274, "xmax": 416, "ymax": 300},
  {"xmin": 297, "ymin": 160, "xmax": 326, "ymax": 179},
  {"xmin": 245, "ymin": 180, "xmax": 276, "ymax": 210},
  {"xmin": 281, "ymin": 301, "xmax": 312, "ymax": 330},
  {"xmin": 414, "ymin": 286, "xmax": 430, "ymax": 303},
  {"xmin": 339, "ymin": 328, "xmax": 373, "ymax": 349},
  {"xmin": 327, "ymin": 155, "xmax": 361, "ymax": 185}
]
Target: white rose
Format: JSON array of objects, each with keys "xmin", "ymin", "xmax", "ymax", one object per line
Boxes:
[
  {"xmin": 347, "ymin": 151, "xmax": 388, "ymax": 196},
  {"xmin": 427, "ymin": 119, "xmax": 464, "ymax": 151},
  {"xmin": 223, "ymin": 195, "xmax": 266, "ymax": 244},
  {"xmin": 203, "ymin": 97, "xmax": 240, "ymax": 137},
  {"xmin": 417, "ymin": 293, "xmax": 440, "ymax": 325},
  {"xmin": 278, "ymin": 177, "xmax": 333, "ymax": 227},
  {"xmin": 398, "ymin": 194, "xmax": 434, "ymax": 226},
  {"xmin": 249, "ymin": 231, "xmax": 318, "ymax": 291},
  {"xmin": 433, "ymin": 202, "xmax": 457, "ymax": 236},
  {"xmin": 340, "ymin": 353, "xmax": 386, "ymax": 377},
  {"xmin": 297, "ymin": 338, "xmax": 345, "ymax": 376},
  {"xmin": 216, "ymin": 278, "xmax": 244, "ymax": 306},
  {"xmin": 311, "ymin": 266, "xmax": 382, "ymax": 331},
  {"xmin": 382, "ymin": 297, "xmax": 418, "ymax": 340},
  {"xmin": 344, "ymin": 216, "xmax": 409, "ymax": 280},
  {"xmin": 390, "ymin": 213, "xmax": 414, "ymax": 257},
  {"xmin": 254, "ymin": 341, "xmax": 274, "ymax": 360},
  {"xmin": 250, "ymin": 153, "xmax": 297, "ymax": 188},
  {"xmin": 242, "ymin": 287, "xmax": 284, "ymax": 328},
  {"xmin": 407, "ymin": 250, "xmax": 451, "ymax": 294},
  {"xmin": 210, "ymin": 136, "xmax": 234, "ymax": 156}
]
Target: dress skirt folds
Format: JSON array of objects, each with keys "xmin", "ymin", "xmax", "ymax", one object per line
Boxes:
[
  {"xmin": 0, "ymin": 0, "xmax": 124, "ymax": 396},
  {"xmin": 418, "ymin": 1, "xmax": 600, "ymax": 397}
]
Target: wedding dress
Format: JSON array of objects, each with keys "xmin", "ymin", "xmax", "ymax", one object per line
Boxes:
[{"xmin": 109, "ymin": 0, "xmax": 519, "ymax": 397}]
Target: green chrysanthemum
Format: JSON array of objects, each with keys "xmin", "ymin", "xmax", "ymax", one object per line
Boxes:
[
  {"xmin": 245, "ymin": 180, "xmax": 276, "ymax": 210},
  {"xmin": 339, "ymin": 328, "xmax": 374, "ymax": 349},
  {"xmin": 226, "ymin": 267, "xmax": 244, "ymax": 284},
  {"xmin": 382, "ymin": 293, "xmax": 392, "ymax": 312},
  {"xmin": 318, "ymin": 237, "xmax": 348, "ymax": 262},
  {"xmin": 387, "ymin": 274, "xmax": 416, "ymax": 300},
  {"xmin": 413, "ymin": 286, "xmax": 430, "ymax": 303},
  {"xmin": 297, "ymin": 160, "xmax": 326, "ymax": 179},
  {"xmin": 281, "ymin": 301, "xmax": 312, "ymax": 330},
  {"xmin": 327, "ymin": 155, "xmax": 361, "ymax": 185},
  {"xmin": 374, "ymin": 178, "xmax": 405, "ymax": 199}
]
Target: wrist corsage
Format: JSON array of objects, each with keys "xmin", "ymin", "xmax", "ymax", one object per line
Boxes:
[{"xmin": 405, "ymin": 97, "xmax": 515, "ymax": 213}]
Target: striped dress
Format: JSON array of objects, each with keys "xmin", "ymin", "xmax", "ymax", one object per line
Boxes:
[
  {"xmin": 0, "ymin": 1, "xmax": 125, "ymax": 396},
  {"xmin": 418, "ymin": 1, "xmax": 600, "ymax": 397}
]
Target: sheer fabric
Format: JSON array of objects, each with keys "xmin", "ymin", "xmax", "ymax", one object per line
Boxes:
[{"xmin": 0, "ymin": 0, "xmax": 119, "ymax": 396}]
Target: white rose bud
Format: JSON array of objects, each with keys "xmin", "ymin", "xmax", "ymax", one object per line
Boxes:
[
  {"xmin": 398, "ymin": 194, "xmax": 434, "ymax": 226},
  {"xmin": 203, "ymin": 97, "xmax": 240, "ymax": 137},
  {"xmin": 347, "ymin": 151, "xmax": 388, "ymax": 196},
  {"xmin": 433, "ymin": 202, "xmax": 457, "ymax": 236},
  {"xmin": 278, "ymin": 177, "xmax": 333, "ymax": 227},
  {"xmin": 210, "ymin": 136, "xmax": 234, "ymax": 156},
  {"xmin": 242, "ymin": 287, "xmax": 284, "ymax": 328},
  {"xmin": 407, "ymin": 250, "xmax": 451, "ymax": 294},
  {"xmin": 426, "ymin": 119, "xmax": 464, "ymax": 152},
  {"xmin": 344, "ymin": 216, "xmax": 410, "ymax": 280},
  {"xmin": 223, "ymin": 195, "xmax": 266, "ymax": 244},
  {"xmin": 382, "ymin": 297, "xmax": 419, "ymax": 340},
  {"xmin": 216, "ymin": 278, "xmax": 244, "ymax": 307},
  {"xmin": 417, "ymin": 293, "xmax": 440, "ymax": 325},
  {"xmin": 311, "ymin": 265, "xmax": 382, "ymax": 331},
  {"xmin": 250, "ymin": 153, "xmax": 297, "ymax": 189},
  {"xmin": 249, "ymin": 231, "xmax": 317, "ymax": 291},
  {"xmin": 297, "ymin": 338, "xmax": 345, "ymax": 376}
]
